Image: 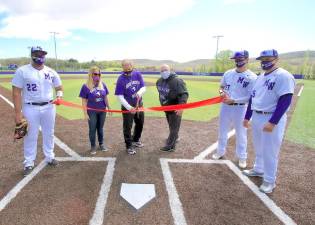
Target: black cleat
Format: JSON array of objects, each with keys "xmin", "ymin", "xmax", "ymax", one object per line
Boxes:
[
  {"xmin": 159, "ymin": 146, "xmax": 175, "ymax": 152},
  {"xmin": 47, "ymin": 159, "xmax": 59, "ymax": 167},
  {"xmin": 23, "ymin": 166, "xmax": 34, "ymax": 176}
]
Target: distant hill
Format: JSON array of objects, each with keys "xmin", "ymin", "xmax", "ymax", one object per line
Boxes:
[{"xmin": 0, "ymin": 51, "xmax": 314, "ymax": 77}]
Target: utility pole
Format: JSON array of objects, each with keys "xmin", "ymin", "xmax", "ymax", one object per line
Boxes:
[
  {"xmin": 50, "ymin": 31, "xmax": 59, "ymax": 71},
  {"xmin": 27, "ymin": 46, "xmax": 31, "ymax": 57},
  {"xmin": 212, "ymin": 35, "xmax": 224, "ymax": 72}
]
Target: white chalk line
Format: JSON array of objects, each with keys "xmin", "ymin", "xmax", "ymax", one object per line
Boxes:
[
  {"xmin": 161, "ymin": 158, "xmax": 296, "ymax": 225},
  {"xmin": 224, "ymin": 160, "xmax": 297, "ymax": 225},
  {"xmin": 0, "ymin": 93, "xmax": 81, "ymax": 159},
  {"xmin": 0, "ymin": 160, "xmax": 47, "ymax": 211},
  {"xmin": 1, "ymin": 92, "xmax": 296, "ymax": 225},
  {"xmin": 194, "ymin": 129, "xmax": 235, "ymax": 160},
  {"xmin": 89, "ymin": 158, "xmax": 116, "ymax": 225},
  {"xmin": 160, "ymin": 158, "xmax": 187, "ymax": 225},
  {"xmin": 1, "ymin": 93, "xmax": 117, "ymax": 225},
  {"xmin": 54, "ymin": 137, "xmax": 81, "ymax": 159},
  {"xmin": 297, "ymin": 85, "xmax": 304, "ymax": 97}
]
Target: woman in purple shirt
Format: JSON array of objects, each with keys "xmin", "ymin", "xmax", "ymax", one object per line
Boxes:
[{"xmin": 79, "ymin": 66, "xmax": 111, "ymax": 154}]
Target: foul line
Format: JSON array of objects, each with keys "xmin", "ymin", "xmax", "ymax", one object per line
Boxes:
[
  {"xmin": 161, "ymin": 158, "xmax": 296, "ymax": 225},
  {"xmin": 54, "ymin": 137, "xmax": 81, "ymax": 159},
  {"xmin": 194, "ymin": 129, "xmax": 235, "ymax": 160},
  {"xmin": 0, "ymin": 93, "xmax": 81, "ymax": 158},
  {"xmin": 0, "ymin": 160, "xmax": 47, "ymax": 211},
  {"xmin": 297, "ymin": 85, "xmax": 304, "ymax": 97},
  {"xmin": 224, "ymin": 160, "xmax": 296, "ymax": 225}
]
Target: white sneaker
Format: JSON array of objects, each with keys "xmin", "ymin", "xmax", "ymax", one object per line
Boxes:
[
  {"xmin": 212, "ymin": 153, "xmax": 224, "ymax": 160},
  {"xmin": 238, "ymin": 159, "xmax": 247, "ymax": 169},
  {"xmin": 259, "ymin": 181, "xmax": 276, "ymax": 194}
]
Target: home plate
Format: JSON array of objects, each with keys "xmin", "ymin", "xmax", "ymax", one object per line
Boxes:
[{"xmin": 120, "ymin": 183, "xmax": 156, "ymax": 210}]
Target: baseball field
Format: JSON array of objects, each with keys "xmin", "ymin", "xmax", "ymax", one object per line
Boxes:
[{"xmin": 0, "ymin": 74, "xmax": 314, "ymax": 225}]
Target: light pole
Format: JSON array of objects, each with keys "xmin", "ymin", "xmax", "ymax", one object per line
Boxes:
[
  {"xmin": 212, "ymin": 35, "xmax": 224, "ymax": 72},
  {"xmin": 27, "ymin": 46, "xmax": 31, "ymax": 57},
  {"xmin": 50, "ymin": 31, "xmax": 59, "ymax": 71}
]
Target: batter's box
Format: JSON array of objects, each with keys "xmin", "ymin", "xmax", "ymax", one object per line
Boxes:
[
  {"xmin": 0, "ymin": 157, "xmax": 115, "ymax": 225},
  {"xmin": 160, "ymin": 158, "xmax": 296, "ymax": 225}
]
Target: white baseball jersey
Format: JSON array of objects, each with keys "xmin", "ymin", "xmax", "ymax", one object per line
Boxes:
[
  {"xmin": 12, "ymin": 64, "xmax": 62, "ymax": 103},
  {"xmin": 221, "ymin": 69, "xmax": 257, "ymax": 103},
  {"xmin": 251, "ymin": 68, "xmax": 295, "ymax": 112}
]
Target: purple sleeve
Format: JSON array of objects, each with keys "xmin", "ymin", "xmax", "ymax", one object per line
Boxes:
[
  {"xmin": 103, "ymin": 82, "xmax": 109, "ymax": 95},
  {"xmin": 79, "ymin": 84, "xmax": 88, "ymax": 99},
  {"xmin": 269, "ymin": 94, "xmax": 293, "ymax": 124},
  {"xmin": 115, "ymin": 77, "xmax": 124, "ymax": 95},
  {"xmin": 138, "ymin": 72, "xmax": 145, "ymax": 88},
  {"xmin": 244, "ymin": 97, "xmax": 253, "ymax": 120}
]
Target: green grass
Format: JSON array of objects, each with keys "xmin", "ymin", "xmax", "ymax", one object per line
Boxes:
[
  {"xmin": 2, "ymin": 74, "xmax": 314, "ymax": 149},
  {"xmin": 286, "ymin": 80, "xmax": 315, "ymax": 149},
  {"xmin": 0, "ymin": 75, "xmax": 221, "ymax": 121}
]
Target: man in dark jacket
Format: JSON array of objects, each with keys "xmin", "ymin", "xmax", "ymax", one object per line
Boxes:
[{"xmin": 156, "ymin": 64, "xmax": 189, "ymax": 152}]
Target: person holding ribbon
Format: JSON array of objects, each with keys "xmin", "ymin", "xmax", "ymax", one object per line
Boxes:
[
  {"xmin": 156, "ymin": 64, "xmax": 189, "ymax": 152},
  {"xmin": 115, "ymin": 59, "xmax": 146, "ymax": 155},
  {"xmin": 212, "ymin": 50, "xmax": 257, "ymax": 169},
  {"xmin": 79, "ymin": 66, "xmax": 111, "ymax": 154}
]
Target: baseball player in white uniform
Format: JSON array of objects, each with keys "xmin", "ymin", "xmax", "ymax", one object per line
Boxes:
[
  {"xmin": 212, "ymin": 50, "xmax": 257, "ymax": 169},
  {"xmin": 12, "ymin": 46, "xmax": 63, "ymax": 176},
  {"xmin": 243, "ymin": 49, "xmax": 295, "ymax": 193}
]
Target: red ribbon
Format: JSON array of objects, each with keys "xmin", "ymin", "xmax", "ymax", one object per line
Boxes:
[{"xmin": 53, "ymin": 96, "xmax": 223, "ymax": 113}]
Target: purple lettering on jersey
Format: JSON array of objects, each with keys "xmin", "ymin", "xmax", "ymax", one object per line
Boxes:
[
  {"xmin": 264, "ymin": 79, "xmax": 275, "ymax": 90},
  {"xmin": 224, "ymin": 84, "xmax": 230, "ymax": 90},
  {"xmin": 44, "ymin": 73, "xmax": 50, "ymax": 80},
  {"xmin": 237, "ymin": 77, "xmax": 245, "ymax": 84},
  {"xmin": 243, "ymin": 81, "xmax": 249, "ymax": 88},
  {"xmin": 27, "ymin": 83, "xmax": 37, "ymax": 91}
]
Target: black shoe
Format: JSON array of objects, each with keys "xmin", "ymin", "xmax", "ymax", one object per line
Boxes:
[
  {"xmin": 126, "ymin": 147, "xmax": 137, "ymax": 155},
  {"xmin": 23, "ymin": 166, "xmax": 34, "ymax": 176},
  {"xmin": 99, "ymin": 145, "xmax": 108, "ymax": 152},
  {"xmin": 159, "ymin": 146, "xmax": 175, "ymax": 152},
  {"xmin": 47, "ymin": 159, "xmax": 59, "ymax": 167}
]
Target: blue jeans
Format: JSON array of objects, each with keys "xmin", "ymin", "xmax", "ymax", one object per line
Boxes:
[{"xmin": 87, "ymin": 111, "xmax": 106, "ymax": 147}]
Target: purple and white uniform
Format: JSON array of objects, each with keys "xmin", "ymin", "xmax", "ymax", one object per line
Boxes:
[
  {"xmin": 217, "ymin": 69, "xmax": 257, "ymax": 160},
  {"xmin": 12, "ymin": 64, "xmax": 62, "ymax": 168},
  {"xmin": 249, "ymin": 68, "xmax": 295, "ymax": 184}
]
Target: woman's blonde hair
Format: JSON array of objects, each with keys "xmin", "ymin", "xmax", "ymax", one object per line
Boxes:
[{"xmin": 86, "ymin": 66, "xmax": 104, "ymax": 90}]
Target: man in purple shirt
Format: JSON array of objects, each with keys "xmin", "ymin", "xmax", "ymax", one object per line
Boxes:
[{"xmin": 115, "ymin": 59, "xmax": 146, "ymax": 155}]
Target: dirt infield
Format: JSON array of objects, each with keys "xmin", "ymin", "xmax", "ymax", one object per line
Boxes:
[{"xmin": 0, "ymin": 85, "xmax": 314, "ymax": 225}]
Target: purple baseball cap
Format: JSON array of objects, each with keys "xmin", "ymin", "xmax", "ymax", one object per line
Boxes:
[
  {"xmin": 31, "ymin": 46, "xmax": 47, "ymax": 55},
  {"xmin": 230, "ymin": 50, "xmax": 249, "ymax": 59},
  {"xmin": 256, "ymin": 49, "xmax": 278, "ymax": 60}
]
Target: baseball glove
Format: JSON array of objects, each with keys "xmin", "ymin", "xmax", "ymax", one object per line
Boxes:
[{"xmin": 14, "ymin": 118, "xmax": 28, "ymax": 140}]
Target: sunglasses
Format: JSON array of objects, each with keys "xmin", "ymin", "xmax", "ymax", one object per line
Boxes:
[{"xmin": 92, "ymin": 72, "xmax": 101, "ymax": 76}]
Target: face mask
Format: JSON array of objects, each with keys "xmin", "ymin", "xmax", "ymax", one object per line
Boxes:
[
  {"xmin": 261, "ymin": 60, "xmax": 275, "ymax": 70},
  {"xmin": 92, "ymin": 75, "xmax": 100, "ymax": 85},
  {"xmin": 235, "ymin": 60, "xmax": 246, "ymax": 68},
  {"xmin": 32, "ymin": 56, "xmax": 45, "ymax": 65},
  {"xmin": 161, "ymin": 71, "xmax": 171, "ymax": 79}
]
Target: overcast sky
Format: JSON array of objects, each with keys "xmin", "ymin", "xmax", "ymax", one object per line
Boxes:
[{"xmin": 0, "ymin": 0, "xmax": 314, "ymax": 62}]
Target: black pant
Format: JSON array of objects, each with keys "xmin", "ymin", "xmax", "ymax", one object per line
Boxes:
[
  {"xmin": 122, "ymin": 108, "xmax": 144, "ymax": 148},
  {"xmin": 165, "ymin": 111, "xmax": 182, "ymax": 148},
  {"xmin": 88, "ymin": 111, "xmax": 106, "ymax": 147}
]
